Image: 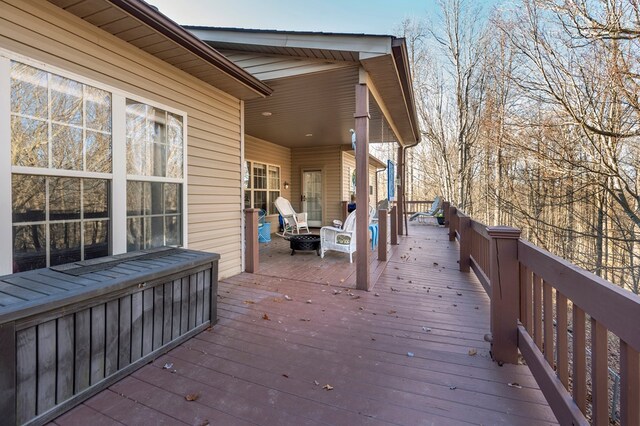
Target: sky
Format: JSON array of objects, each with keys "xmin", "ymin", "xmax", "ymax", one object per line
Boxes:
[{"xmin": 148, "ymin": 0, "xmax": 501, "ymax": 36}]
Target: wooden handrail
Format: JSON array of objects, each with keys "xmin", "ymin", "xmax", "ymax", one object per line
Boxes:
[{"xmin": 443, "ymin": 199, "xmax": 640, "ymax": 425}]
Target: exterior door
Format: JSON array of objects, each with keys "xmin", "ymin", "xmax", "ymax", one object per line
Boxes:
[{"xmin": 302, "ymin": 170, "xmax": 322, "ymax": 227}]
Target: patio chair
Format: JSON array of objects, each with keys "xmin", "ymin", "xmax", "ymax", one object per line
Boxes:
[
  {"xmin": 274, "ymin": 196, "xmax": 310, "ymax": 236},
  {"xmin": 320, "ymin": 210, "xmax": 357, "ymax": 262},
  {"xmin": 409, "ymin": 196, "xmax": 442, "ymax": 221}
]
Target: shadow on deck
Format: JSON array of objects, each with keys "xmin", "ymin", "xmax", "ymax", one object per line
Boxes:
[{"xmin": 52, "ymin": 223, "xmax": 558, "ymax": 425}]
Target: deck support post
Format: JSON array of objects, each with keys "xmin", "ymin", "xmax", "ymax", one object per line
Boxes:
[
  {"xmin": 378, "ymin": 209, "xmax": 388, "ymax": 261},
  {"xmin": 487, "ymin": 226, "xmax": 521, "ymax": 364},
  {"xmin": 244, "ymin": 209, "xmax": 259, "ymax": 273},
  {"xmin": 390, "ymin": 205, "xmax": 398, "ymax": 245},
  {"xmin": 448, "ymin": 206, "xmax": 457, "ymax": 242},
  {"xmin": 442, "ymin": 201, "xmax": 450, "ymax": 226},
  {"xmin": 397, "ymin": 146, "xmax": 404, "ymax": 236},
  {"xmin": 459, "ymin": 215, "xmax": 471, "ymax": 272},
  {"xmin": 354, "ymin": 83, "xmax": 370, "ymax": 291}
]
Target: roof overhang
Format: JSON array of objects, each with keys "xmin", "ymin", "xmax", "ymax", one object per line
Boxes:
[
  {"xmin": 47, "ymin": 0, "xmax": 272, "ymax": 100},
  {"xmin": 188, "ymin": 27, "xmax": 420, "ymax": 147}
]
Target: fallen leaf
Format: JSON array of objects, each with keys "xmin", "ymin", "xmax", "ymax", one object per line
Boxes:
[
  {"xmin": 449, "ymin": 386, "xmax": 457, "ymax": 390},
  {"xmin": 433, "ymin": 262, "xmax": 439, "ymax": 266},
  {"xmin": 306, "ymin": 299, "xmax": 312, "ymax": 304},
  {"xmin": 446, "ymin": 285, "xmax": 452, "ymax": 289},
  {"xmin": 185, "ymin": 393, "xmax": 199, "ymax": 401},
  {"xmin": 374, "ymin": 292, "xmax": 380, "ymax": 297},
  {"xmin": 282, "ymin": 374, "xmax": 289, "ymax": 378},
  {"xmin": 423, "ymin": 327, "xmax": 432, "ymax": 332},
  {"xmin": 456, "ymin": 292, "xmax": 463, "ymax": 296},
  {"xmin": 468, "ymin": 348, "xmax": 478, "ymax": 356},
  {"xmin": 371, "ymin": 337, "xmax": 376, "ymax": 341},
  {"xmin": 323, "ymin": 384, "xmax": 334, "ymax": 391},
  {"xmin": 340, "ymin": 279, "xmax": 345, "ymax": 283},
  {"xmin": 163, "ymin": 362, "xmax": 174, "ymax": 370},
  {"xmin": 300, "ymin": 318, "xmax": 311, "ymax": 321},
  {"xmin": 390, "ymin": 287, "xmax": 400, "ymax": 292},
  {"xmin": 196, "ymin": 421, "xmax": 209, "ymax": 426},
  {"xmin": 407, "ymin": 352, "xmax": 414, "ymax": 357},
  {"xmin": 388, "ymin": 310, "xmax": 397, "ymax": 314},
  {"xmin": 284, "ymin": 295, "xmax": 293, "ymax": 301},
  {"xmin": 351, "ymin": 295, "xmax": 361, "ymax": 300},
  {"xmin": 359, "ymin": 307, "xmax": 364, "ymax": 311},
  {"xmin": 508, "ymin": 382, "xmax": 522, "ymax": 389},
  {"xmin": 244, "ymin": 300, "xmax": 255, "ymax": 304},
  {"xmin": 314, "ymin": 380, "xmax": 320, "ymax": 386},
  {"xmin": 262, "ymin": 313, "xmax": 271, "ymax": 321}
]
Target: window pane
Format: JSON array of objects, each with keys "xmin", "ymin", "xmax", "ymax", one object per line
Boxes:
[
  {"xmin": 49, "ymin": 177, "xmax": 81, "ymax": 221},
  {"xmin": 268, "ymin": 191, "xmax": 280, "ymax": 215},
  {"xmin": 167, "ymin": 113, "xmax": 183, "ymax": 178},
  {"xmin": 84, "ymin": 179, "xmax": 109, "ymax": 219},
  {"xmin": 254, "ymin": 191, "xmax": 267, "ymax": 212},
  {"xmin": 244, "ymin": 190, "xmax": 251, "ymax": 209},
  {"xmin": 13, "ymin": 225, "xmax": 46, "ymax": 272},
  {"xmin": 84, "ymin": 220, "xmax": 109, "ymax": 260},
  {"xmin": 165, "ymin": 216, "xmax": 180, "ymax": 246},
  {"xmin": 150, "ymin": 182, "xmax": 164, "ymax": 215},
  {"xmin": 126, "ymin": 181, "xmax": 150, "ymax": 216},
  {"xmin": 85, "ymin": 86, "xmax": 111, "ymax": 132},
  {"xmin": 11, "ymin": 62, "xmax": 48, "ymax": 119},
  {"xmin": 126, "ymin": 101, "xmax": 171, "ymax": 177},
  {"xmin": 150, "ymin": 216, "xmax": 164, "ymax": 247},
  {"xmin": 268, "ymin": 166, "xmax": 280, "ymax": 190},
  {"xmin": 253, "ymin": 163, "xmax": 266, "ymax": 189},
  {"xmin": 50, "ymin": 74, "xmax": 82, "ymax": 125},
  {"xmin": 12, "ymin": 174, "xmax": 46, "ymax": 222},
  {"xmin": 49, "ymin": 222, "xmax": 81, "ymax": 266},
  {"xmin": 86, "ymin": 131, "xmax": 111, "ymax": 173},
  {"xmin": 126, "ymin": 102, "xmax": 148, "ymax": 176},
  {"xmin": 127, "ymin": 217, "xmax": 144, "ymax": 252},
  {"xmin": 51, "ymin": 124, "xmax": 82, "ymax": 170},
  {"xmin": 244, "ymin": 161, "xmax": 251, "ymax": 189},
  {"xmin": 164, "ymin": 183, "xmax": 180, "ymax": 214},
  {"xmin": 11, "ymin": 116, "xmax": 48, "ymax": 167}
]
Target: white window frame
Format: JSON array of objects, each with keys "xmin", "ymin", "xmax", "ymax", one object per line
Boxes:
[
  {"xmin": 0, "ymin": 49, "xmax": 188, "ymax": 275},
  {"xmin": 244, "ymin": 160, "xmax": 281, "ymax": 216}
]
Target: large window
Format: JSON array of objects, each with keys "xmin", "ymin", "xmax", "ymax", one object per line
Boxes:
[
  {"xmin": 4, "ymin": 58, "xmax": 186, "ymax": 273},
  {"xmin": 244, "ymin": 161, "xmax": 280, "ymax": 214},
  {"xmin": 126, "ymin": 100, "xmax": 184, "ymax": 250},
  {"xmin": 10, "ymin": 62, "xmax": 112, "ymax": 271}
]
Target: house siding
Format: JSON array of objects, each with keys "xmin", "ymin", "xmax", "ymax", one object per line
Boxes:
[
  {"xmin": 291, "ymin": 145, "xmax": 342, "ymax": 226},
  {"xmin": 244, "ymin": 134, "xmax": 292, "ymax": 230},
  {"xmin": 0, "ymin": 0, "xmax": 244, "ymax": 279},
  {"xmin": 341, "ymin": 151, "xmax": 380, "ymax": 208}
]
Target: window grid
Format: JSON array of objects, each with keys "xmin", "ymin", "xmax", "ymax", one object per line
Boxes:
[{"xmin": 244, "ymin": 161, "xmax": 281, "ymax": 215}]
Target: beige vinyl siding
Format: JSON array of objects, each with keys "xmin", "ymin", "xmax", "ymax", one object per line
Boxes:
[
  {"xmin": 341, "ymin": 152, "xmax": 379, "ymax": 208},
  {"xmin": 1, "ymin": 0, "xmax": 244, "ymax": 279},
  {"xmin": 291, "ymin": 145, "xmax": 342, "ymax": 226},
  {"xmin": 244, "ymin": 134, "xmax": 292, "ymax": 230}
]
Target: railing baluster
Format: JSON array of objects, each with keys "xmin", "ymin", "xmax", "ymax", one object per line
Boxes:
[
  {"xmin": 573, "ymin": 305, "xmax": 587, "ymax": 412},
  {"xmin": 519, "ymin": 264, "xmax": 532, "ymax": 332},
  {"xmin": 543, "ymin": 281, "xmax": 554, "ymax": 365},
  {"xmin": 533, "ymin": 273, "xmax": 543, "ymax": 350},
  {"xmin": 620, "ymin": 339, "xmax": 640, "ymax": 426},
  {"xmin": 556, "ymin": 292, "xmax": 568, "ymax": 388},
  {"xmin": 591, "ymin": 318, "xmax": 609, "ymax": 425}
]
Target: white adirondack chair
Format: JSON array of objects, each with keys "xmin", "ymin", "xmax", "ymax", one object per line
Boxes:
[
  {"xmin": 320, "ymin": 210, "xmax": 357, "ymax": 262},
  {"xmin": 274, "ymin": 196, "xmax": 310, "ymax": 236}
]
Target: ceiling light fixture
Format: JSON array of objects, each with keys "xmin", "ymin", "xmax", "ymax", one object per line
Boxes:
[
  {"xmin": 305, "ymin": 133, "xmax": 313, "ymax": 137},
  {"xmin": 261, "ymin": 111, "xmax": 272, "ymax": 116}
]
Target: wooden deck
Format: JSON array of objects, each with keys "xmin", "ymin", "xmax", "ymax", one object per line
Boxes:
[{"xmin": 52, "ymin": 223, "xmax": 558, "ymax": 425}]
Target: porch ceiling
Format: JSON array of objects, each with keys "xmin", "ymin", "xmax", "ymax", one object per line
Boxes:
[{"xmin": 243, "ymin": 66, "xmax": 398, "ymax": 148}]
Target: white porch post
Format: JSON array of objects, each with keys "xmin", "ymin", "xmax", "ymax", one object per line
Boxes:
[{"xmin": 355, "ymin": 83, "xmax": 370, "ymax": 291}]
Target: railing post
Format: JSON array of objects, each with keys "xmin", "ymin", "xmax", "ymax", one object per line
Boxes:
[
  {"xmin": 390, "ymin": 205, "xmax": 398, "ymax": 245},
  {"xmin": 448, "ymin": 206, "xmax": 457, "ymax": 242},
  {"xmin": 244, "ymin": 209, "xmax": 259, "ymax": 273},
  {"xmin": 397, "ymin": 185, "xmax": 404, "ymax": 236},
  {"xmin": 0, "ymin": 321, "xmax": 16, "ymax": 426},
  {"xmin": 443, "ymin": 201, "xmax": 450, "ymax": 226},
  {"xmin": 341, "ymin": 201, "xmax": 349, "ymax": 222},
  {"xmin": 459, "ymin": 215, "xmax": 471, "ymax": 272},
  {"xmin": 487, "ymin": 226, "xmax": 521, "ymax": 364},
  {"xmin": 378, "ymin": 209, "xmax": 388, "ymax": 261}
]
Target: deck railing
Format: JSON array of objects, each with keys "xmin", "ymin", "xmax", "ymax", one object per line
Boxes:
[{"xmin": 445, "ymin": 203, "xmax": 640, "ymax": 426}]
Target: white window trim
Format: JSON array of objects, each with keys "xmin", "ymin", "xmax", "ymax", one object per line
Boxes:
[{"xmin": 0, "ymin": 50, "xmax": 189, "ymax": 274}]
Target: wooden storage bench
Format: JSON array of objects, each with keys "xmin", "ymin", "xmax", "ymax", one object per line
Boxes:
[{"xmin": 0, "ymin": 247, "xmax": 219, "ymax": 426}]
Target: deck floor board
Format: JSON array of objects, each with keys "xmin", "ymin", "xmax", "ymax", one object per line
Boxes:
[{"xmin": 53, "ymin": 224, "xmax": 557, "ymax": 425}]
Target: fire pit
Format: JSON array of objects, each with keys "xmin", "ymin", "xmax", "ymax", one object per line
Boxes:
[{"xmin": 287, "ymin": 234, "xmax": 321, "ymax": 256}]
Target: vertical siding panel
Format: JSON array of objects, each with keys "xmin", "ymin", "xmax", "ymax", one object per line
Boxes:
[
  {"xmin": 172, "ymin": 279, "xmax": 182, "ymax": 339},
  {"xmin": 16, "ymin": 328, "xmax": 36, "ymax": 424},
  {"xmin": 36, "ymin": 320, "xmax": 56, "ymax": 414},
  {"xmin": 130, "ymin": 291, "xmax": 143, "ymax": 362},
  {"xmin": 118, "ymin": 295, "xmax": 132, "ymax": 369},
  {"xmin": 162, "ymin": 282, "xmax": 173, "ymax": 344},
  {"xmin": 74, "ymin": 309, "xmax": 90, "ymax": 393},
  {"xmin": 90, "ymin": 305, "xmax": 106, "ymax": 385},
  {"xmin": 180, "ymin": 277, "xmax": 189, "ymax": 334},
  {"xmin": 56, "ymin": 314, "xmax": 74, "ymax": 403},
  {"xmin": 142, "ymin": 288, "xmax": 154, "ymax": 356},
  {"xmin": 104, "ymin": 300, "xmax": 119, "ymax": 376},
  {"xmin": 153, "ymin": 285, "xmax": 164, "ymax": 350}
]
